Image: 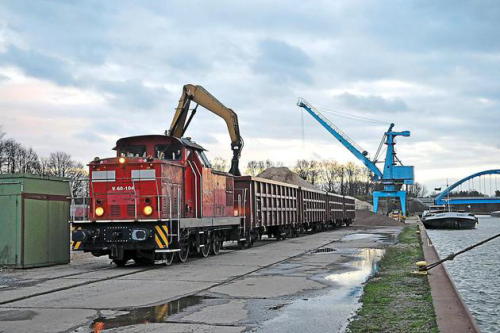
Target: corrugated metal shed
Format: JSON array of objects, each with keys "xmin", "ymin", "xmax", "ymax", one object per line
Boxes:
[{"xmin": 0, "ymin": 174, "xmax": 71, "ymax": 268}]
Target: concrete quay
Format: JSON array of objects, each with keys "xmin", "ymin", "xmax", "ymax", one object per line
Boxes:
[{"xmin": 0, "ymin": 225, "xmax": 401, "ymax": 333}]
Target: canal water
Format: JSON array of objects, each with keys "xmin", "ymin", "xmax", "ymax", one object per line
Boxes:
[{"xmin": 427, "ymin": 215, "xmax": 500, "ymax": 333}]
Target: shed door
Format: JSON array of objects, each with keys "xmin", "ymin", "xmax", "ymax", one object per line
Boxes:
[
  {"xmin": 47, "ymin": 200, "xmax": 69, "ymax": 264},
  {"xmin": 0, "ymin": 192, "xmax": 19, "ymax": 266},
  {"xmin": 23, "ymin": 199, "xmax": 49, "ymax": 266}
]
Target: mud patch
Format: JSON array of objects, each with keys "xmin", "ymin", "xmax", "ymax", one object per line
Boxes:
[{"xmin": 0, "ymin": 310, "xmax": 38, "ymax": 321}]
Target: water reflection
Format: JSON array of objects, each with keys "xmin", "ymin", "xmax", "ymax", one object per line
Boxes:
[
  {"xmin": 90, "ymin": 295, "xmax": 206, "ymax": 332},
  {"xmin": 257, "ymin": 248, "xmax": 385, "ymax": 333},
  {"xmin": 341, "ymin": 233, "xmax": 395, "ymax": 244},
  {"xmin": 326, "ymin": 249, "xmax": 384, "ymax": 287}
]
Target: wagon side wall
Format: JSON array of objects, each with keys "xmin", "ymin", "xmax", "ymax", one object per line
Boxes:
[{"xmin": 234, "ymin": 176, "xmax": 299, "ymax": 229}]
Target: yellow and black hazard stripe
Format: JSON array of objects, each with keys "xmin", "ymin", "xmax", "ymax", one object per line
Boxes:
[
  {"xmin": 154, "ymin": 225, "xmax": 169, "ymax": 249},
  {"xmin": 71, "ymin": 226, "xmax": 82, "ymax": 250}
]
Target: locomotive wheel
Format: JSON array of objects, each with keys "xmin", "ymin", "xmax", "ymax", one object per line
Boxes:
[
  {"xmin": 211, "ymin": 234, "xmax": 221, "ymax": 255},
  {"xmin": 200, "ymin": 239, "xmax": 210, "ymax": 258},
  {"xmin": 177, "ymin": 242, "xmax": 189, "ymax": 263}
]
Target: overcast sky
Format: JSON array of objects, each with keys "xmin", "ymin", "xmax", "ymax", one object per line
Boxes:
[{"xmin": 1, "ymin": 1, "xmax": 499, "ymax": 191}]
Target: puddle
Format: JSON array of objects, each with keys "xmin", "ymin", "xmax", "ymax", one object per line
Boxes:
[
  {"xmin": 325, "ymin": 249, "xmax": 384, "ymax": 286},
  {"xmin": 341, "ymin": 232, "xmax": 394, "ymax": 244},
  {"xmin": 256, "ymin": 248, "xmax": 385, "ymax": 333},
  {"xmin": 89, "ymin": 295, "xmax": 208, "ymax": 332}
]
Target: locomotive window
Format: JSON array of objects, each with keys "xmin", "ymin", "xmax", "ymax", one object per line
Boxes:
[
  {"xmin": 156, "ymin": 144, "xmax": 182, "ymax": 160},
  {"xmin": 118, "ymin": 145, "xmax": 146, "ymax": 157},
  {"xmin": 92, "ymin": 170, "xmax": 116, "ymax": 182},
  {"xmin": 131, "ymin": 169, "xmax": 156, "ymax": 180}
]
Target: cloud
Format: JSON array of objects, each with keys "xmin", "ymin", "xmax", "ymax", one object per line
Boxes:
[
  {"xmin": 0, "ymin": 0, "xmax": 499, "ymax": 191},
  {"xmin": 92, "ymin": 79, "xmax": 169, "ymax": 110},
  {"xmin": 335, "ymin": 92, "xmax": 409, "ymax": 112},
  {"xmin": 0, "ymin": 46, "xmax": 76, "ymax": 85},
  {"xmin": 253, "ymin": 39, "xmax": 313, "ymax": 83}
]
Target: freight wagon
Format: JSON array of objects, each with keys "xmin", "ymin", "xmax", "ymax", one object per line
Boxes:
[
  {"xmin": 234, "ymin": 176, "xmax": 354, "ymax": 242},
  {"xmin": 71, "ymin": 134, "xmax": 355, "ymax": 265}
]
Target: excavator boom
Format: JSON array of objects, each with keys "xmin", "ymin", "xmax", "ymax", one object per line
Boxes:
[{"xmin": 168, "ymin": 84, "xmax": 243, "ymax": 176}]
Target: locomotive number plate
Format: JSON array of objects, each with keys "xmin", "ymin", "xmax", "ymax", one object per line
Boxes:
[{"xmin": 111, "ymin": 186, "xmax": 135, "ymax": 191}]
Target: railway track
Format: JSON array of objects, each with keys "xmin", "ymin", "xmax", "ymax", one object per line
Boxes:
[
  {"xmin": 0, "ymin": 236, "xmax": 288, "ymax": 306},
  {"xmin": 0, "ymin": 230, "xmax": 343, "ymax": 307}
]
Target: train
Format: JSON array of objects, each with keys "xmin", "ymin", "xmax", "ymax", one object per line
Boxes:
[{"xmin": 71, "ymin": 134, "xmax": 355, "ymax": 266}]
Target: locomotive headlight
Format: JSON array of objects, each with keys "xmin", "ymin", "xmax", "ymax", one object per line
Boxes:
[
  {"xmin": 234, "ymin": 209, "xmax": 239, "ymax": 217},
  {"xmin": 118, "ymin": 157, "xmax": 126, "ymax": 164},
  {"xmin": 95, "ymin": 207, "xmax": 105, "ymax": 216},
  {"xmin": 143, "ymin": 205, "xmax": 153, "ymax": 216}
]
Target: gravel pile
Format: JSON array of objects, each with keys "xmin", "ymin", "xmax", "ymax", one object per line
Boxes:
[
  {"xmin": 355, "ymin": 198, "xmax": 373, "ymax": 210},
  {"xmin": 257, "ymin": 167, "xmax": 318, "ymax": 190},
  {"xmin": 353, "ymin": 209, "xmax": 404, "ymax": 226}
]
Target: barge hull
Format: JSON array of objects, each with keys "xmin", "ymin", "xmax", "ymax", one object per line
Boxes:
[{"xmin": 423, "ymin": 218, "xmax": 476, "ymax": 229}]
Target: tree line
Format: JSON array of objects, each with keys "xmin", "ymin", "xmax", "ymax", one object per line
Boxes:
[
  {"xmin": 0, "ymin": 129, "xmax": 87, "ymax": 196},
  {"xmin": 0, "ymin": 129, "xmax": 427, "ymax": 200},
  {"xmin": 213, "ymin": 157, "xmax": 427, "ymax": 198}
]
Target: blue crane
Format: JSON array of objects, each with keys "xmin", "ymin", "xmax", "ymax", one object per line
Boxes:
[{"xmin": 297, "ymin": 98, "xmax": 414, "ymax": 216}]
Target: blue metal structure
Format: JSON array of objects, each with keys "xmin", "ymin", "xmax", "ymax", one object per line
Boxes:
[
  {"xmin": 434, "ymin": 169, "xmax": 500, "ymax": 205},
  {"xmin": 297, "ymin": 98, "xmax": 414, "ymax": 215}
]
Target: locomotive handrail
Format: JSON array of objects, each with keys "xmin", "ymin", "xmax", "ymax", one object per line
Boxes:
[
  {"xmin": 132, "ymin": 179, "xmax": 138, "ymax": 220},
  {"xmin": 69, "ymin": 176, "xmax": 184, "ymax": 222}
]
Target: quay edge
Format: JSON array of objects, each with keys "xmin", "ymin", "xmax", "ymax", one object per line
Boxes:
[{"xmin": 419, "ymin": 223, "xmax": 480, "ymax": 333}]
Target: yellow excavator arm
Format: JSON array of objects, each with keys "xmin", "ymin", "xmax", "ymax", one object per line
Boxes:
[{"xmin": 167, "ymin": 84, "xmax": 243, "ymax": 176}]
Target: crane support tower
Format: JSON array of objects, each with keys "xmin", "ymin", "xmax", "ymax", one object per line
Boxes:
[
  {"xmin": 168, "ymin": 84, "xmax": 244, "ymax": 176},
  {"xmin": 297, "ymin": 98, "xmax": 414, "ymax": 216}
]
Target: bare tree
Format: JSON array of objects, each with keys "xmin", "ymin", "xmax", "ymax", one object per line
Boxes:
[
  {"xmin": 318, "ymin": 160, "xmax": 342, "ymax": 193},
  {"xmin": 46, "ymin": 152, "xmax": 74, "ymax": 177},
  {"xmin": 41, "ymin": 152, "xmax": 88, "ymax": 197},
  {"xmin": 294, "ymin": 160, "xmax": 320, "ymax": 185},
  {"xmin": 245, "ymin": 159, "xmax": 283, "ymax": 176},
  {"xmin": 16, "ymin": 147, "xmax": 41, "ymax": 174},
  {"xmin": 407, "ymin": 182, "xmax": 428, "ymax": 198},
  {"xmin": 211, "ymin": 156, "xmax": 228, "ymax": 172},
  {"xmin": 316, "ymin": 160, "xmax": 373, "ymax": 197},
  {"xmin": 1, "ymin": 139, "xmax": 24, "ymax": 173},
  {"xmin": 0, "ymin": 132, "xmax": 39, "ymax": 174},
  {"xmin": 245, "ymin": 160, "xmax": 261, "ymax": 176}
]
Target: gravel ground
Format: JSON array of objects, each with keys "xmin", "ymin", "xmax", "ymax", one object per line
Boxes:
[{"xmin": 353, "ymin": 209, "xmax": 405, "ymax": 226}]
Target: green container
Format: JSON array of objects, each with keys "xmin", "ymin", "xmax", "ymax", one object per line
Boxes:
[{"xmin": 0, "ymin": 174, "xmax": 71, "ymax": 268}]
